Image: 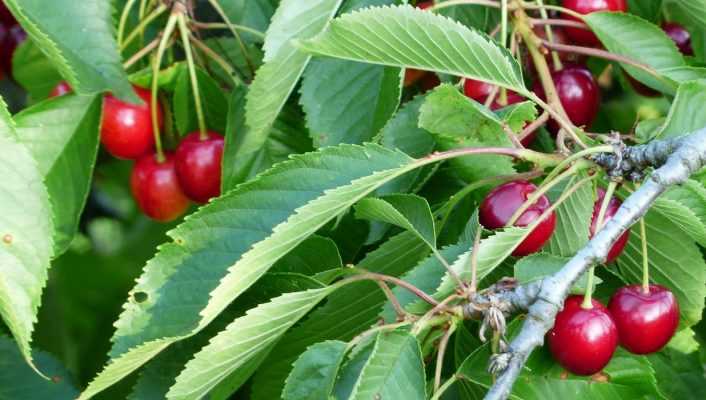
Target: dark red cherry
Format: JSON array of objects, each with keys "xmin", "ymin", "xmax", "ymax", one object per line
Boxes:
[
  {"xmin": 608, "ymin": 284, "xmax": 679, "ymax": 354},
  {"xmin": 0, "ymin": 3, "xmax": 16, "ymax": 26},
  {"xmin": 417, "ymin": 1, "xmax": 433, "ymax": 9},
  {"xmin": 562, "ymin": 0, "xmax": 627, "ymax": 46},
  {"xmin": 131, "ymin": 152, "xmax": 190, "ymax": 222},
  {"xmin": 101, "ymin": 85, "xmax": 163, "ymax": 160},
  {"xmin": 0, "ymin": 23, "xmax": 26, "ymax": 76},
  {"xmin": 175, "ymin": 131, "xmax": 225, "ymax": 204},
  {"xmin": 548, "ymin": 295, "xmax": 618, "ymax": 375},
  {"xmin": 662, "ymin": 22, "xmax": 693, "ymax": 56},
  {"xmin": 49, "ymin": 81, "xmax": 72, "ymax": 98},
  {"xmin": 463, "ymin": 79, "xmax": 494, "ymax": 102},
  {"xmin": 533, "ymin": 65, "xmax": 600, "ymax": 132},
  {"xmin": 479, "ymin": 181, "xmax": 556, "ymax": 256},
  {"xmin": 590, "ymin": 188, "xmax": 630, "ymax": 263}
]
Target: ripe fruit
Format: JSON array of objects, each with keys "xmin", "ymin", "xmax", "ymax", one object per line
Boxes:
[
  {"xmin": 590, "ymin": 188, "xmax": 630, "ymax": 263},
  {"xmin": 131, "ymin": 152, "xmax": 190, "ymax": 222},
  {"xmin": 548, "ymin": 295, "xmax": 618, "ymax": 375},
  {"xmin": 0, "ymin": 21, "xmax": 26, "ymax": 76},
  {"xmin": 101, "ymin": 85, "xmax": 163, "ymax": 160},
  {"xmin": 662, "ymin": 22, "xmax": 693, "ymax": 56},
  {"xmin": 175, "ymin": 131, "xmax": 225, "ymax": 204},
  {"xmin": 49, "ymin": 81, "xmax": 72, "ymax": 98},
  {"xmin": 479, "ymin": 181, "xmax": 556, "ymax": 256},
  {"xmin": 562, "ymin": 0, "xmax": 627, "ymax": 46},
  {"xmin": 608, "ymin": 284, "xmax": 679, "ymax": 354},
  {"xmin": 533, "ymin": 65, "xmax": 601, "ymax": 131},
  {"xmin": 463, "ymin": 79, "xmax": 494, "ymax": 102},
  {"xmin": 416, "ymin": 1, "xmax": 433, "ymax": 9}
]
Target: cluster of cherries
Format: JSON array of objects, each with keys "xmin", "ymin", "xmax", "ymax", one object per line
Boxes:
[
  {"xmin": 408, "ymin": 0, "xmax": 694, "ymax": 144},
  {"xmin": 480, "ymin": 180, "xmax": 679, "ymax": 375},
  {"xmin": 0, "ymin": 3, "xmax": 26, "ymax": 79},
  {"xmin": 50, "ymin": 83, "xmax": 225, "ymax": 222}
]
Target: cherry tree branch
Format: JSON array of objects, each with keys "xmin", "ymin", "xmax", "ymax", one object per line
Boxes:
[{"xmin": 467, "ymin": 128, "xmax": 706, "ymax": 400}]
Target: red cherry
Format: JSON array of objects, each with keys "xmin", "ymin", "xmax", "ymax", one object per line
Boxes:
[
  {"xmin": 662, "ymin": 22, "xmax": 693, "ymax": 56},
  {"xmin": 526, "ymin": 27, "xmax": 586, "ymax": 73},
  {"xmin": 533, "ymin": 65, "xmax": 601, "ymax": 132},
  {"xmin": 417, "ymin": 1, "xmax": 433, "ymax": 9},
  {"xmin": 131, "ymin": 152, "xmax": 190, "ymax": 222},
  {"xmin": 49, "ymin": 81, "xmax": 72, "ymax": 98},
  {"xmin": 101, "ymin": 85, "xmax": 163, "ymax": 160},
  {"xmin": 548, "ymin": 295, "xmax": 618, "ymax": 375},
  {"xmin": 608, "ymin": 284, "xmax": 679, "ymax": 354},
  {"xmin": 479, "ymin": 181, "xmax": 556, "ymax": 256},
  {"xmin": 463, "ymin": 79, "xmax": 494, "ymax": 102},
  {"xmin": 590, "ymin": 188, "xmax": 630, "ymax": 263},
  {"xmin": 175, "ymin": 131, "xmax": 225, "ymax": 204},
  {"xmin": 0, "ymin": 22, "xmax": 25, "ymax": 77},
  {"xmin": 0, "ymin": 3, "xmax": 16, "ymax": 26},
  {"xmin": 562, "ymin": 0, "xmax": 627, "ymax": 46}
]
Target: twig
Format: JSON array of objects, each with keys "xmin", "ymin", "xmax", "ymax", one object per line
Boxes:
[
  {"xmin": 342, "ymin": 272, "xmax": 440, "ymax": 307},
  {"xmin": 376, "ymin": 281, "xmax": 408, "ymax": 320},
  {"xmin": 518, "ymin": 111, "xmax": 549, "ymax": 143},
  {"xmin": 484, "ymin": 128, "xmax": 706, "ymax": 400},
  {"xmin": 529, "ymin": 18, "xmax": 590, "ymax": 30},
  {"xmin": 123, "ymin": 36, "xmax": 161, "ymax": 69}
]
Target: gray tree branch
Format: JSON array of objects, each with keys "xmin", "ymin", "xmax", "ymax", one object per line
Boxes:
[{"xmin": 480, "ymin": 128, "xmax": 706, "ymax": 400}]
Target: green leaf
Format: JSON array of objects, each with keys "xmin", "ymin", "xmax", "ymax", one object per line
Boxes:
[
  {"xmin": 272, "ymin": 235, "xmax": 343, "ymax": 275},
  {"xmin": 628, "ymin": 0, "xmax": 663, "ymax": 22},
  {"xmin": 166, "ymin": 284, "xmax": 337, "ymax": 399},
  {"xmin": 514, "ymin": 253, "xmax": 601, "ymax": 295},
  {"xmin": 250, "ymin": 232, "xmax": 430, "ymax": 400},
  {"xmin": 545, "ymin": 173, "xmax": 594, "ymax": 257},
  {"xmin": 4, "ymin": 0, "xmax": 136, "ymax": 101},
  {"xmin": 14, "ymin": 94, "xmax": 102, "ymax": 255},
  {"xmin": 79, "ymin": 144, "xmax": 433, "ymax": 399},
  {"xmin": 173, "ymin": 66, "xmax": 229, "ymax": 136},
  {"xmin": 652, "ymin": 181, "xmax": 706, "ymax": 247},
  {"xmin": 348, "ymin": 330, "xmax": 426, "ymax": 400},
  {"xmin": 437, "ymin": 0, "xmax": 499, "ymax": 31},
  {"xmin": 0, "ymin": 336, "xmax": 78, "ymax": 399},
  {"xmin": 12, "ymin": 39, "xmax": 62, "ymax": 102},
  {"xmin": 299, "ymin": 5, "xmax": 527, "ymax": 95},
  {"xmin": 458, "ymin": 345, "xmax": 662, "ymax": 399},
  {"xmin": 658, "ymin": 79, "xmax": 706, "ymax": 139},
  {"xmin": 333, "ymin": 342, "xmax": 375, "ymax": 399},
  {"xmin": 584, "ymin": 12, "xmax": 686, "ymax": 94},
  {"xmin": 649, "ymin": 348, "xmax": 706, "ymax": 400},
  {"xmin": 203, "ymin": 37, "xmax": 264, "ymax": 82},
  {"xmin": 300, "ymin": 58, "xmax": 401, "ymax": 147},
  {"xmin": 0, "ymin": 100, "xmax": 54, "ymax": 370},
  {"xmin": 283, "ymin": 341, "xmax": 348, "ymax": 400},
  {"xmin": 663, "ymin": 0, "xmax": 706, "ymax": 31},
  {"xmin": 232, "ymin": 0, "xmax": 345, "ymax": 185},
  {"xmin": 616, "ymin": 210, "xmax": 706, "ymax": 327},
  {"xmin": 355, "ymin": 194, "xmax": 436, "ymax": 247},
  {"xmin": 215, "ymin": 0, "xmax": 276, "ymax": 43}
]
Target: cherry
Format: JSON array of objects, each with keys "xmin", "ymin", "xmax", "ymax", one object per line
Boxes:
[
  {"xmin": 175, "ymin": 131, "xmax": 225, "ymax": 204},
  {"xmin": 548, "ymin": 295, "xmax": 618, "ymax": 375},
  {"xmin": 662, "ymin": 22, "xmax": 693, "ymax": 56},
  {"xmin": 0, "ymin": 22, "xmax": 25, "ymax": 77},
  {"xmin": 533, "ymin": 65, "xmax": 600, "ymax": 132},
  {"xmin": 463, "ymin": 79, "xmax": 494, "ymax": 102},
  {"xmin": 590, "ymin": 188, "xmax": 630, "ymax": 263},
  {"xmin": 416, "ymin": 1, "xmax": 433, "ymax": 9},
  {"xmin": 49, "ymin": 81, "xmax": 72, "ymax": 98},
  {"xmin": 608, "ymin": 284, "xmax": 679, "ymax": 354},
  {"xmin": 131, "ymin": 152, "xmax": 190, "ymax": 222},
  {"xmin": 479, "ymin": 181, "xmax": 556, "ymax": 256},
  {"xmin": 101, "ymin": 85, "xmax": 163, "ymax": 160},
  {"xmin": 562, "ymin": 0, "xmax": 627, "ymax": 47},
  {"xmin": 0, "ymin": 3, "xmax": 16, "ymax": 26}
]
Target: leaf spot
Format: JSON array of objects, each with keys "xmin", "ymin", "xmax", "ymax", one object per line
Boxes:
[
  {"xmin": 2, "ymin": 234, "xmax": 12, "ymax": 244},
  {"xmin": 133, "ymin": 291, "xmax": 149, "ymax": 303}
]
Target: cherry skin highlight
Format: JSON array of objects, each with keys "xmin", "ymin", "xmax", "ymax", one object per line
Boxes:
[
  {"xmin": 608, "ymin": 284, "xmax": 679, "ymax": 355},
  {"xmin": 533, "ymin": 65, "xmax": 601, "ymax": 132},
  {"xmin": 562, "ymin": 0, "xmax": 628, "ymax": 46},
  {"xmin": 548, "ymin": 295, "xmax": 619, "ymax": 375},
  {"xmin": 662, "ymin": 22, "xmax": 693, "ymax": 56},
  {"xmin": 590, "ymin": 188, "xmax": 630, "ymax": 263},
  {"xmin": 175, "ymin": 131, "xmax": 225, "ymax": 204},
  {"xmin": 131, "ymin": 152, "xmax": 190, "ymax": 222},
  {"xmin": 49, "ymin": 81, "xmax": 72, "ymax": 98},
  {"xmin": 479, "ymin": 181, "xmax": 556, "ymax": 256},
  {"xmin": 101, "ymin": 85, "xmax": 163, "ymax": 160}
]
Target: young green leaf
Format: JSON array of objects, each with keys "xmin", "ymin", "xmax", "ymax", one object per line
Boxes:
[
  {"xmin": 282, "ymin": 341, "xmax": 348, "ymax": 400},
  {"xmin": 14, "ymin": 94, "xmax": 101, "ymax": 255},
  {"xmin": 173, "ymin": 66, "xmax": 229, "ymax": 135},
  {"xmin": 0, "ymin": 100, "xmax": 54, "ymax": 371},
  {"xmin": 232, "ymin": 0, "xmax": 345, "ymax": 185},
  {"xmin": 299, "ymin": 5, "xmax": 527, "ymax": 96},
  {"xmin": 545, "ymin": 173, "xmax": 594, "ymax": 257},
  {"xmin": 348, "ymin": 330, "xmax": 426, "ymax": 400},
  {"xmin": 213, "ymin": 0, "xmax": 275, "ymax": 43},
  {"xmin": 11, "ymin": 40, "xmax": 62, "ymax": 102},
  {"xmin": 3, "ymin": 0, "xmax": 136, "ymax": 101},
  {"xmin": 355, "ymin": 194, "xmax": 436, "ymax": 248},
  {"xmin": 514, "ymin": 253, "xmax": 601, "ymax": 295},
  {"xmin": 658, "ymin": 80, "xmax": 706, "ymax": 139}
]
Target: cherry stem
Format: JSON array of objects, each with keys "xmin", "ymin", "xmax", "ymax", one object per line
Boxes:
[
  {"xmin": 582, "ymin": 181, "xmax": 618, "ymax": 308},
  {"xmin": 346, "ymin": 320, "xmax": 412, "ymax": 352},
  {"xmin": 340, "ymin": 271, "xmax": 440, "ymax": 306},
  {"xmin": 520, "ymin": 2, "xmax": 586, "ymax": 20},
  {"xmin": 469, "ymin": 219, "xmax": 483, "ymax": 294},
  {"xmin": 150, "ymin": 11, "xmax": 179, "ymax": 163},
  {"xmin": 540, "ymin": 40, "xmax": 665, "ymax": 81},
  {"xmin": 121, "ymin": 3, "xmax": 168, "ymax": 51},
  {"xmin": 376, "ymin": 280, "xmax": 409, "ymax": 319},
  {"xmin": 530, "ymin": 17, "xmax": 590, "ymax": 31},
  {"xmin": 501, "ymin": 0, "xmax": 508, "ymax": 48},
  {"xmin": 176, "ymin": 11, "xmax": 208, "ymax": 139},
  {"xmin": 189, "ymin": 21, "xmax": 266, "ymax": 41},
  {"xmin": 518, "ymin": 111, "xmax": 549, "ymax": 143},
  {"xmin": 542, "ymin": 145, "xmax": 613, "ymax": 186},
  {"xmin": 428, "ymin": 0, "xmax": 502, "ymax": 12},
  {"xmin": 189, "ymin": 34, "xmax": 244, "ymax": 86},
  {"xmin": 434, "ymin": 322, "xmax": 457, "ymax": 393},
  {"xmin": 534, "ymin": 0, "xmax": 562, "ymax": 71},
  {"xmin": 431, "ymin": 375, "xmax": 459, "ymax": 400},
  {"xmin": 123, "ymin": 36, "xmax": 161, "ymax": 70},
  {"xmin": 117, "ymin": 0, "xmax": 139, "ymax": 47},
  {"xmin": 640, "ymin": 217, "xmax": 650, "ymax": 294},
  {"xmin": 206, "ymin": 0, "xmax": 256, "ymax": 76}
]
